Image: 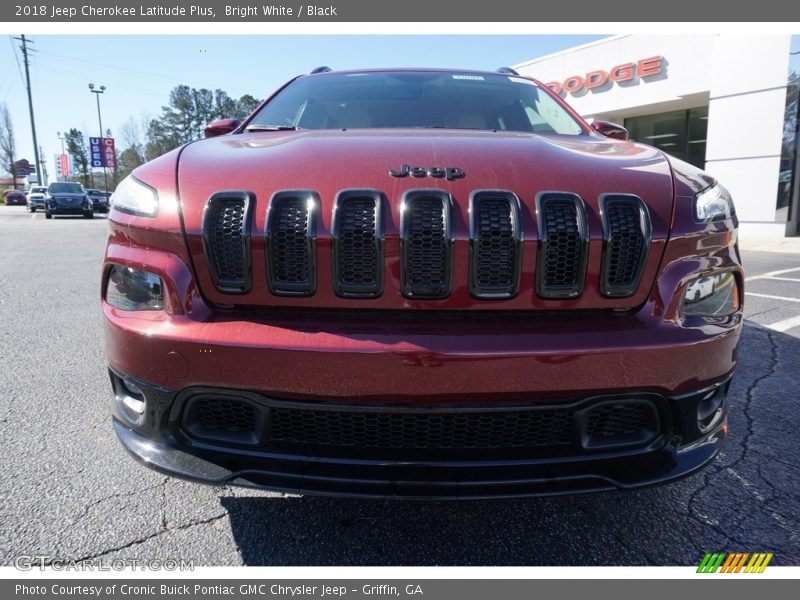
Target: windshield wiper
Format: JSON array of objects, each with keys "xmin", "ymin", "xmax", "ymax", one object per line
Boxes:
[{"xmin": 245, "ymin": 124, "xmax": 301, "ymax": 132}]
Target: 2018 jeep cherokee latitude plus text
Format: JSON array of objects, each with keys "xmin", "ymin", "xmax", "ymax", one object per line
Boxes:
[{"xmin": 102, "ymin": 68, "xmax": 743, "ymax": 499}]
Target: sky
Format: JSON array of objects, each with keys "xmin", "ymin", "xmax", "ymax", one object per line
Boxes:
[{"xmin": 0, "ymin": 34, "xmax": 607, "ymax": 180}]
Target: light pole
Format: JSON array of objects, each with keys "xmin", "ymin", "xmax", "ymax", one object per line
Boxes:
[
  {"xmin": 88, "ymin": 83, "xmax": 108, "ymax": 191},
  {"xmin": 57, "ymin": 131, "xmax": 65, "ymax": 181}
]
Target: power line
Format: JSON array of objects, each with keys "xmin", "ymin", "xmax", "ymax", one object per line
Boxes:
[
  {"xmin": 7, "ymin": 36, "xmax": 24, "ymax": 84},
  {"xmin": 34, "ymin": 47, "xmax": 220, "ymax": 89},
  {"xmin": 32, "ymin": 63, "xmax": 167, "ymax": 98}
]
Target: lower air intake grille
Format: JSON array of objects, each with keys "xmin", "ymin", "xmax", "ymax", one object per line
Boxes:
[
  {"xmin": 470, "ymin": 192, "xmax": 521, "ymax": 299},
  {"xmin": 333, "ymin": 191, "xmax": 383, "ymax": 297},
  {"xmin": 181, "ymin": 394, "xmax": 264, "ymax": 446},
  {"xmin": 267, "ymin": 192, "xmax": 318, "ymax": 296},
  {"xmin": 180, "ymin": 394, "xmax": 664, "ymax": 454},
  {"xmin": 202, "ymin": 193, "xmax": 252, "ymax": 294},
  {"xmin": 400, "ymin": 191, "xmax": 453, "ymax": 299},
  {"xmin": 536, "ymin": 194, "xmax": 588, "ymax": 299},
  {"xmin": 270, "ymin": 406, "xmax": 574, "ymax": 449},
  {"xmin": 582, "ymin": 400, "xmax": 659, "ymax": 449},
  {"xmin": 600, "ymin": 195, "xmax": 651, "ymax": 297}
]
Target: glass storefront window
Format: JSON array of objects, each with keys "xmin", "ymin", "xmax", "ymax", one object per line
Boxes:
[
  {"xmin": 624, "ymin": 107, "xmax": 708, "ymax": 169},
  {"xmin": 778, "ymin": 35, "xmax": 799, "ymax": 232}
]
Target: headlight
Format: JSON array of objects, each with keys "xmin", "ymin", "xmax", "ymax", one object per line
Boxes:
[
  {"xmin": 106, "ymin": 265, "xmax": 164, "ymax": 311},
  {"xmin": 682, "ymin": 272, "xmax": 740, "ymax": 318},
  {"xmin": 112, "ymin": 175, "xmax": 158, "ymax": 217},
  {"xmin": 695, "ymin": 183, "xmax": 735, "ymax": 222}
]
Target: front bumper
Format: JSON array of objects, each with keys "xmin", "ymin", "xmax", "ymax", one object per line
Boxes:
[
  {"xmin": 48, "ymin": 203, "xmax": 90, "ymax": 214},
  {"xmin": 110, "ymin": 370, "xmax": 730, "ymax": 499}
]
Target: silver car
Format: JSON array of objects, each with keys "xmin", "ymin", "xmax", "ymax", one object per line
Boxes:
[{"xmin": 26, "ymin": 186, "xmax": 47, "ymax": 212}]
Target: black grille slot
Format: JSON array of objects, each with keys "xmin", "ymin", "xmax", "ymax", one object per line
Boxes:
[
  {"xmin": 266, "ymin": 192, "xmax": 318, "ymax": 296},
  {"xmin": 332, "ymin": 191, "xmax": 384, "ymax": 297},
  {"xmin": 536, "ymin": 194, "xmax": 588, "ymax": 299},
  {"xmin": 600, "ymin": 195, "xmax": 651, "ymax": 298},
  {"xmin": 202, "ymin": 193, "xmax": 252, "ymax": 294},
  {"xmin": 181, "ymin": 394, "xmax": 264, "ymax": 446},
  {"xmin": 469, "ymin": 192, "xmax": 522, "ymax": 299},
  {"xmin": 270, "ymin": 406, "xmax": 574, "ymax": 450},
  {"xmin": 581, "ymin": 401, "xmax": 659, "ymax": 449},
  {"xmin": 400, "ymin": 191, "xmax": 453, "ymax": 299}
]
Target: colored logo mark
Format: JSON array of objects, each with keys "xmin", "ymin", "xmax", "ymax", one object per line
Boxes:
[{"xmin": 697, "ymin": 552, "xmax": 774, "ymax": 573}]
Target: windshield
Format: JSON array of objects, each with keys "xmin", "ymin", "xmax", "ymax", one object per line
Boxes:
[
  {"xmin": 31, "ymin": 187, "xmax": 46, "ymax": 193},
  {"xmin": 48, "ymin": 183, "xmax": 84, "ymax": 194},
  {"xmin": 248, "ymin": 71, "xmax": 585, "ymax": 135}
]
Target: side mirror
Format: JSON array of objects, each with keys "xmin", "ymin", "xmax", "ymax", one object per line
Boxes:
[
  {"xmin": 591, "ymin": 120, "xmax": 629, "ymax": 141},
  {"xmin": 204, "ymin": 118, "xmax": 240, "ymax": 138}
]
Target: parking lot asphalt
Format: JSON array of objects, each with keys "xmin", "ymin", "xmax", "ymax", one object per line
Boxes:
[{"xmin": 0, "ymin": 205, "xmax": 798, "ymax": 566}]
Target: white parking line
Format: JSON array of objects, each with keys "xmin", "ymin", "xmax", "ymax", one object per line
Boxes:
[
  {"xmin": 745, "ymin": 266, "xmax": 800, "ymax": 282},
  {"xmin": 745, "ymin": 292, "xmax": 800, "ymax": 303},
  {"xmin": 764, "ymin": 276, "xmax": 800, "ymax": 283},
  {"xmin": 763, "ymin": 315, "xmax": 800, "ymax": 332}
]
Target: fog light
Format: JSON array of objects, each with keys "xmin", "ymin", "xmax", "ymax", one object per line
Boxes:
[
  {"xmin": 682, "ymin": 272, "xmax": 739, "ymax": 318},
  {"xmin": 111, "ymin": 372, "xmax": 147, "ymax": 427},
  {"xmin": 106, "ymin": 265, "xmax": 164, "ymax": 311}
]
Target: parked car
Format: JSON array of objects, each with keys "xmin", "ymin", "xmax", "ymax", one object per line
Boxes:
[
  {"xmin": 3, "ymin": 189, "xmax": 26, "ymax": 206},
  {"xmin": 26, "ymin": 186, "xmax": 47, "ymax": 212},
  {"xmin": 45, "ymin": 182, "xmax": 92, "ymax": 219},
  {"xmin": 103, "ymin": 67, "xmax": 742, "ymax": 499},
  {"xmin": 86, "ymin": 188, "xmax": 110, "ymax": 213}
]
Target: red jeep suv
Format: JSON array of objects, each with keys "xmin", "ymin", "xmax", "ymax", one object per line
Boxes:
[{"xmin": 102, "ymin": 68, "xmax": 742, "ymax": 498}]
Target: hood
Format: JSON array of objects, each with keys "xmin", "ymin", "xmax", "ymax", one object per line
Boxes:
[{"xmin": 176, "ymin": 129, "xmax": 675, "ymax": 310}]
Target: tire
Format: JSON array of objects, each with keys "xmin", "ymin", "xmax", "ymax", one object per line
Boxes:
[
  {"xmin": 27, "ymin": 205, "xmax": 34, "ymax": 213},
  {"xmin": 84, "ymin": 211, "xmax": 94, "ymax": 219},
  {"xmin": 45, "ymin": 211, "xmax": 52, "ymax": 219}
]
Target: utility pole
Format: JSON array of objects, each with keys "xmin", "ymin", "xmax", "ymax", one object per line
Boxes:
[{"xmin": 15, "ymin": 35, "xmax": 42, "ymax": 186}]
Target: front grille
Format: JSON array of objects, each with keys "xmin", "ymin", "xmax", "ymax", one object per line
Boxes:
[
  {"xmin": 469, "ymin": 191, "xmax": 522, "ymax": 299},
  {"xmin": 266, "ymin": 192, "xmax": 318, "ymax": 296},
  {"xmin": 332, "ymin": 191, "xmax": 384, "ymax": 297},
  {"xmin": 600, "ymin": 195, "xmax": 651, "ymax": 297},
  {"xmin": 202, "ymin": 193, "xmax": 252, "ymax": 293},
  {"xmin": 400, "ymin": 191, "xmax": 453, "ymax": 299},
  {"xmin": 536, "ymin": 194, "xmax": 588, "ymax": 299}
]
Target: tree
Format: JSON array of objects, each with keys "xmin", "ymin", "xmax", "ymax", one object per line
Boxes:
[
  {"xmin": 117, "ymin": 116, "xmax": 146, "ymax": 179},
  {"xmin": 236, "ymin": 94, "xmax": 261, "ymax": 120},
  {"xmin": 143, "ymin": 85, "xmax": 263, "ymax": 160},
  {"xmin": 64, "ymin": 128, "xmax": 90, "ymax": 187},
  {"xmin": 0, "ymin": 103, "xmax": 17, "ymax": 189}
]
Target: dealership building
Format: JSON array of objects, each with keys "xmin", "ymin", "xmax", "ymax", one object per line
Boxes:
[{"xmin": 515, "ymin": 35, "xmax": 800, "ymax": 238}]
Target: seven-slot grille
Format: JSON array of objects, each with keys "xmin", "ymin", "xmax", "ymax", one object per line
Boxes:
[
  {"xmin": 535, "ymin": 194, "xmax": 589, "ymax": 299},
  {"xmin": 600, "ymin": 195, "xmax": 651, "ymax": 298},
  {"xmin": 202, "ymin": 192, "xmax": 253, "ymax": 294},
  {"xmin": 469, "ymin": 191, "xmax": 522, "ymax": 299},
  {"xmin": 266, "ymin": 191, "xmax": 318, "ymax": 296},
  {"xmin": 400, "ymin": 190, "xmax": 453, "ymax": 299},
  {"xmin": 332, "ymin": 191, "xmax": 384, "ymax": 297},
  {"xmin": 201, "ymin": 189, "xmax": 652, "ymax": 301}
]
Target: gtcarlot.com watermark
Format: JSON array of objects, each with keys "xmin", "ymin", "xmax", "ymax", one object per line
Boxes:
[{"xmin": 8, "ymin": 555, "xmax": 194, "ymax": 571}]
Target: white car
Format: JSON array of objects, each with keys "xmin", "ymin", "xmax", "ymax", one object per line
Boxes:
[{"xmin": 26, "ymin": 186, "xmax": 47, "ymax": 212}]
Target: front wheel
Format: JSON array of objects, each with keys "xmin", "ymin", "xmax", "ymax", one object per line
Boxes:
[
  {"xmin": 45, "ymin": 211, "xmax": 52, "ymax": 219},
  {"xmin": 27, "ymin": 205, "xmax": 35, "ymax": 213},
  {"xmin": 83, "ymin": 211, "xmax": 94, "ymax": 219}
]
